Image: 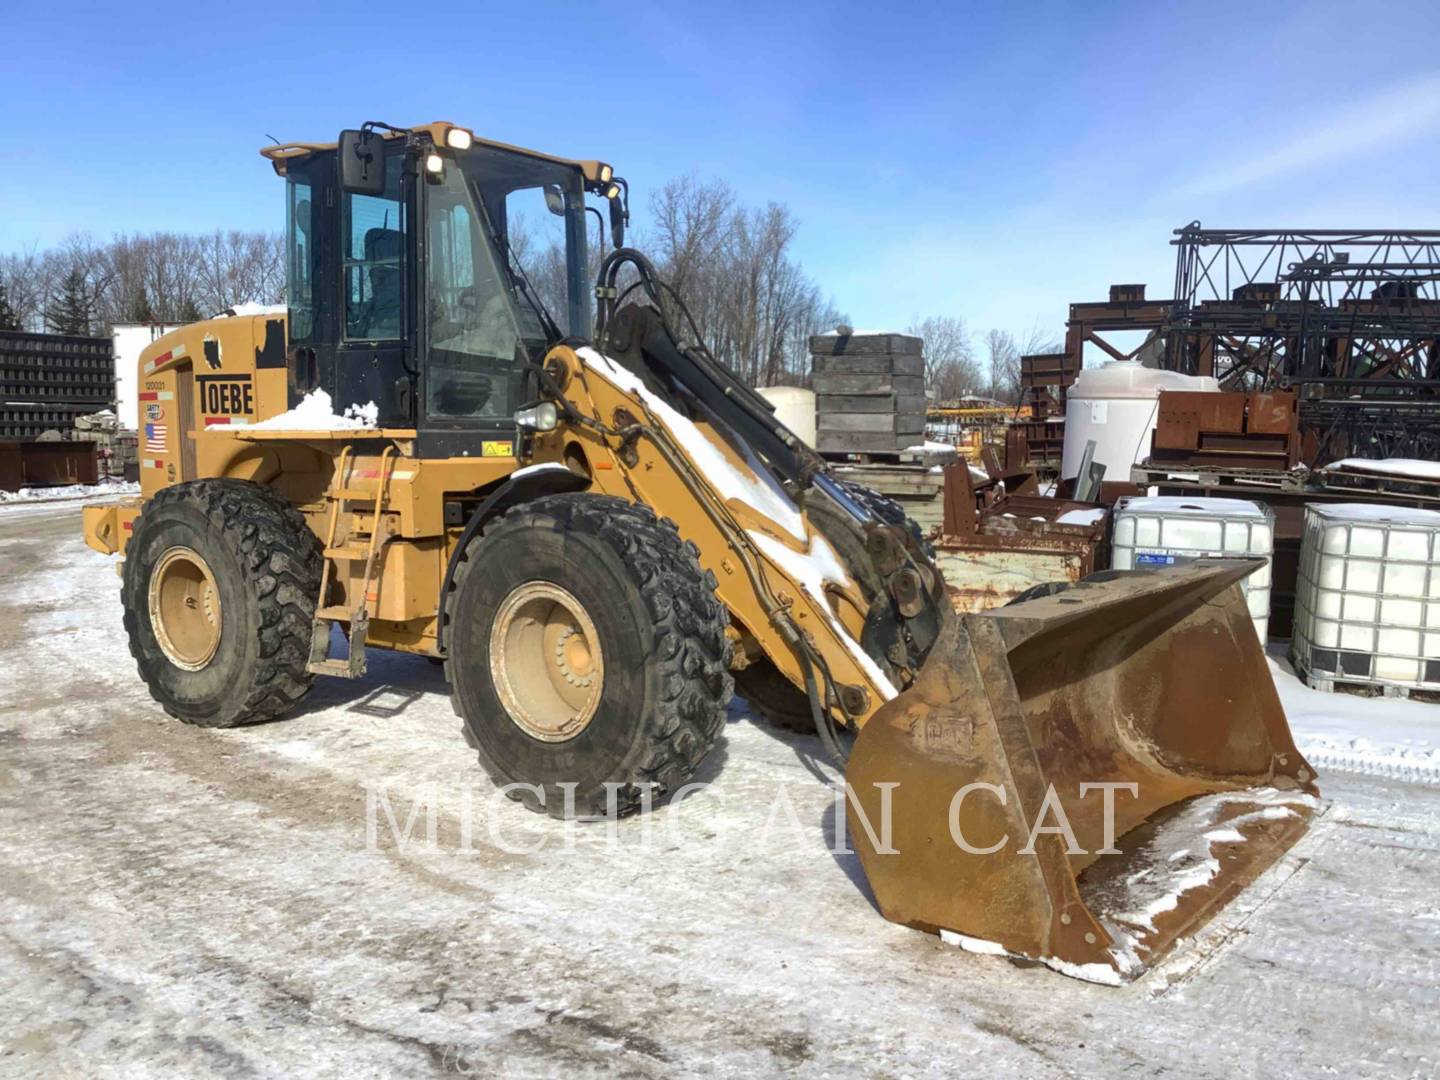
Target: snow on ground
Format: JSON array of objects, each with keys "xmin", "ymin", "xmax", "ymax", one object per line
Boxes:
[
  {"xmin": 0, "ymin": 479, "xmax": 138, "ymax": 506},
  {"xmin": 902, "ymin": 440, "xmax": 958, "ymax": 455},
  {"xmin": 1270, "ymin": 646, "xmax": 1440, "ymax": 786},
  {"xmin": 1, "ymin": 504, "xmax": 1437, "ymax": 1077}
]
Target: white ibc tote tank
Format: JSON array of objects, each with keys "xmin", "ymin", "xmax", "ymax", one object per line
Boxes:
[
  {"xmin": 756, "ymin": 387, "xmax": 816, "ymax": 449},
  {"xmin": 1061, "ymin": 361, "xmax": 1219, "ymax": 482},
  {"xmin": 1291, "ymin": 502, "xmax": 1440, "ymax": 693},
  {"xmin": 1110, "ymin": 495, "xmax": 1276, "ymax": 641}
]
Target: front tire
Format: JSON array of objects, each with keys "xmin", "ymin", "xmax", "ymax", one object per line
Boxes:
[
  {"xmin": 122, "ymin": 479, "xmax": 322, "ymax": 727},
  {"xmin": 445, "ymin": 494, "xmax": 732, "ymax": 818}
]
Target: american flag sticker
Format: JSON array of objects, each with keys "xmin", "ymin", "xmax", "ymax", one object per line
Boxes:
[{"xmin": 144, "ymin": 422, "xmax": 168, "ymax": 454}]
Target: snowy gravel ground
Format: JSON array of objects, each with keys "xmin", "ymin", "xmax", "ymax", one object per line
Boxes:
[
  {"xmin": 2, "ymin": 503, "xmax": 1438, "ymax": 1078},
  {"xmin": 0, "ymin": 480, "xmax": 138, "ymax": 506}
]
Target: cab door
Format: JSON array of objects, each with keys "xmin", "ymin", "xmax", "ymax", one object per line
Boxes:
[
  {"xmin": 335, "ymin": 150, "xmax": 416, "ymax": 426},
  {"xmin": 414, "ymin": 163, "xmax": 527, "ymax": 458}
]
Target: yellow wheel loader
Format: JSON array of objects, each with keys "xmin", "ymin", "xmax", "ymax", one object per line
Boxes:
[{"xmin": 83, "ymin": 121, "xmax": 1317, "ymax": 982}]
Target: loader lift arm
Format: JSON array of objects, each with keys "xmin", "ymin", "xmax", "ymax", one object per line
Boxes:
[{"xmin": 542, "ymin": 248, "xmax": 949, "ymax": 760}]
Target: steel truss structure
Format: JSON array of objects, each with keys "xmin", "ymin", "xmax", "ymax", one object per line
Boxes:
[{"xmin": 1062, "ymin": 225, "xmax": 1440, "ymax": 466}]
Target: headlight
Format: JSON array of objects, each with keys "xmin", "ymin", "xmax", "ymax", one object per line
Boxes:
[
  {"xmin": 598, "ymin": 163, "xmax": 613, "ymax": 183},
  {"xmin": 424, "ymin": 152, "xmax": 444, "ymax": 174},
  {"xmin": 603, "ymin": 181, "xmax": 622, "ymax": 200},
  {"xmin": 445, "ymin": 127, "xmax": 473, "ymax": 150},
  {"xmin": 513, "ymin": 402, "xmax": 559, "ymax": 432}
]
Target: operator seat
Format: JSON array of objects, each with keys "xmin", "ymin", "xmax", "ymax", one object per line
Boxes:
[{"xmin": 355, "ymin": 227, "xmax": 404, "ymax": 339}]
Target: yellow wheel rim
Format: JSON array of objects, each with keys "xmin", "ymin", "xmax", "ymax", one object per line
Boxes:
[
  {"xmin": 148, "ymin": 546, "xmax": 223, "ymax": 671},
  {"xmin": 489, "ymin": 582, "xmax": 604, "ymax": 742}
]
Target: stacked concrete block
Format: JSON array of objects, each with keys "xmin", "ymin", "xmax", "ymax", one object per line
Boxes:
[{"xmin": 810, "ymin": 332, "xmax": 925, "ymax": 454}]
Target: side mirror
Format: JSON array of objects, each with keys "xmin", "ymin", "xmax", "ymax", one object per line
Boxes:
[
  {"xmin": 339, "ymin": 129, "xmax": 386, "ymax": 196},
  {"xmin": 543, "ymin": 186, "xmax": 566, "ymax": 216}
]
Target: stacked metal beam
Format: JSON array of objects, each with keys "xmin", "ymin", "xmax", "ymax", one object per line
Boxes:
[
  {"xmin": 810, "ymin": 332, "xmax": 925, "ymax": 455},
  {"xmin": 0, "ymin": 330, "xmax": 116, "ymax": 439}
]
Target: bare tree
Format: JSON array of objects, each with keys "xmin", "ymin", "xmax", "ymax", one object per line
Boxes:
[
  {"xmin": 1, "ymin": 176, "xmax": 841, "ymax": 382},
  {"xmin": 0, "ymin": 246, "xmax": 51, "ymax": 330},
  {"xmin": 908, "ymin": 315, "xmax": 979, "ymax": 401},
  {"xmin": 0, "ymin": 229, "xmax": 285, "ymax": 335},
  {"xmin": 983, "ymin": 329, "xmax": 1020, "ymax": 403},
  {"xmin": 643, "ymin": 181, "xmax": 842, "ymax": 387}
]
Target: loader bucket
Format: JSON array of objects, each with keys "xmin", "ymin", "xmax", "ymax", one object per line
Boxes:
[{"xmin": 845, "ymin": 559, "xmax": 1318, "ymax": 982}]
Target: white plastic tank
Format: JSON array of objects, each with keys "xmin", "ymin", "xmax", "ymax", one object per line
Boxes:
[
  {"xmin": 1291, "ymin": 502, "xmax": 1440, "ymax": 694},
  {"xmin": 1110, "ymin": 496, "xmax": 1275, "ymax": 641},
  {"xmin": 1061, "ymin": 361, "xmax": 1220, "ymax": 483},
  {"xmin": 756, "ymin": 386, "xmax": 816, "ymax": 449}
]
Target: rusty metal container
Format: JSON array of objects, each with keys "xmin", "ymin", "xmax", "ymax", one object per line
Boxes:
[
  {"xmin": 934, "ymin": 462, "xmax": 1108, "ymax": 612},
  {"xmin": 0, "ymin": 440, "xmax": 101, "ymax": 492}
]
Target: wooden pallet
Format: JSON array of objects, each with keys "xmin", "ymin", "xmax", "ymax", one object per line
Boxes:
[
  {"xmin": 1296, "ymin": 670, "xmax": 1440, "ymax": 703},
  {"xmin": 1130, "ymin": 461, "xmax": 1312, "ymax": 491},
  {"xmin": 1317, "ymin": 468, "xmax": 1440, "ymax": 505}
]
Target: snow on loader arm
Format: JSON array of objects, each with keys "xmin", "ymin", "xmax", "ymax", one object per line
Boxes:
[{"xmin": 846, "ymin": 559, "xmax": 1318, "ymax": 983}]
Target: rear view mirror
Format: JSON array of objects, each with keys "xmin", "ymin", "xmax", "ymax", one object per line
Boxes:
[
  {"xmin": 339, "ymin": 129, "xmax": 385, "ymax": 196},
  {"xmin": 543, "ymin": 186, "xmax": 566, "ymax": 216}
]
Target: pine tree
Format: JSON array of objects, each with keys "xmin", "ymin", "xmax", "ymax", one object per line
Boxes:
[
  {"xmin": 0, "ymin": 273, "xmax": 20, "ymax": 331},
  {"xmin": 46, "ymin": 268, "xmax": 93, "ymax": 336},
  {"xmin": 126, "ymin": 287, "xmax": 156, "ymax": 323}
]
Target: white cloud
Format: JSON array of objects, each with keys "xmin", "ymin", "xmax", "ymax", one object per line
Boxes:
[{"xmin": 1173, "ymin": 71, "xmax": 1440, "ymax": 199}]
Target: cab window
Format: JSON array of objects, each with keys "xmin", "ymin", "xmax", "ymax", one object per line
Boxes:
[
  {"xmin": 424, "ymin": 166, "xmax": 523, "ymax": 420},
  {"xmin": 344, "ymin": 154, "xmax": 407, "ymax": 341}
]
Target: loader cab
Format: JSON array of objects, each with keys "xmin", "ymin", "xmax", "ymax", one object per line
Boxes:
[{"xmin": 277, "ymin": 125, "xmax": 597, "ymax": 456}]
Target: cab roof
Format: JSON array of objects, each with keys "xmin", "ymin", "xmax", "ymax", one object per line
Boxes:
[{"xmin": 259, "ymin": 121, "xmax": 610, "ymax": 184}]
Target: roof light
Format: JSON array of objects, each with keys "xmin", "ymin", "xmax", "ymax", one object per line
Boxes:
[
  {"xmin": 603, "ymin": 181, "xmax": 622, "ymax": 200},
  {"xmin": 425, "ymin": 152, "xmax": 444, "ymax": 174},
  {"xmin": 445, "ymin": 127, "xmax": 473, "ymax": 150},
  {"xmin": 598, "ymin": 163, "xmax": 613, "ymax": 183}
]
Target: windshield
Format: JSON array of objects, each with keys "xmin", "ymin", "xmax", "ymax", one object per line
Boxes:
[
  {"xmin": 423, "ymin": 145, "xmax": 589, "ymax": 422},
  {"xmin": 461, "ymin": 144, "xmax": 590, "ymax": 338}
]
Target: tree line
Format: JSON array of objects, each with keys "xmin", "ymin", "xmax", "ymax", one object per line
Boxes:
[
  {"xmin": 0, "ymin": 183, "xmax": 1052, "ymax": 403},
  {"xmin": 0, "ymin": 231, "xmax": 283, "ymax": 336},
  {"xmin": 908, "ymin": 316, "xmax": 1060, "ymax": 404}
]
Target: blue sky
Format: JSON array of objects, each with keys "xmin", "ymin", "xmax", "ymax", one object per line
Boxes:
[{"xmin": 5, "ymin": 0, "xmax": 1439, "ymax": 344}]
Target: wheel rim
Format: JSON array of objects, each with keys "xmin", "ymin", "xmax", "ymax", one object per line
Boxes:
[
  {"xmin": 149, "ymin": 546, "xmax": 223, "ymax": 671},
  {"xmin": 489, "ymin": 582, "xmax": 604, "ymax": 742}
]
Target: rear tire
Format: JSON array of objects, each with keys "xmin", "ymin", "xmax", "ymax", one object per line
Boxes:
[
  {"xmin": 444, "ymin": 493, "xmax": 732, "ymax": 818},
  {"xmin": 122, "ymin": 479, "xmax": 322, "ymax": 727},
  {"xmin": 734, "ymin": 658, "xmax": 815, "ymax": 735}
]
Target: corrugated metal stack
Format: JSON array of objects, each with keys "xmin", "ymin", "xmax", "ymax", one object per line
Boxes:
[{"xmin": 810, "ymin": 331, "xmax": 925, "ymax": 456}]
